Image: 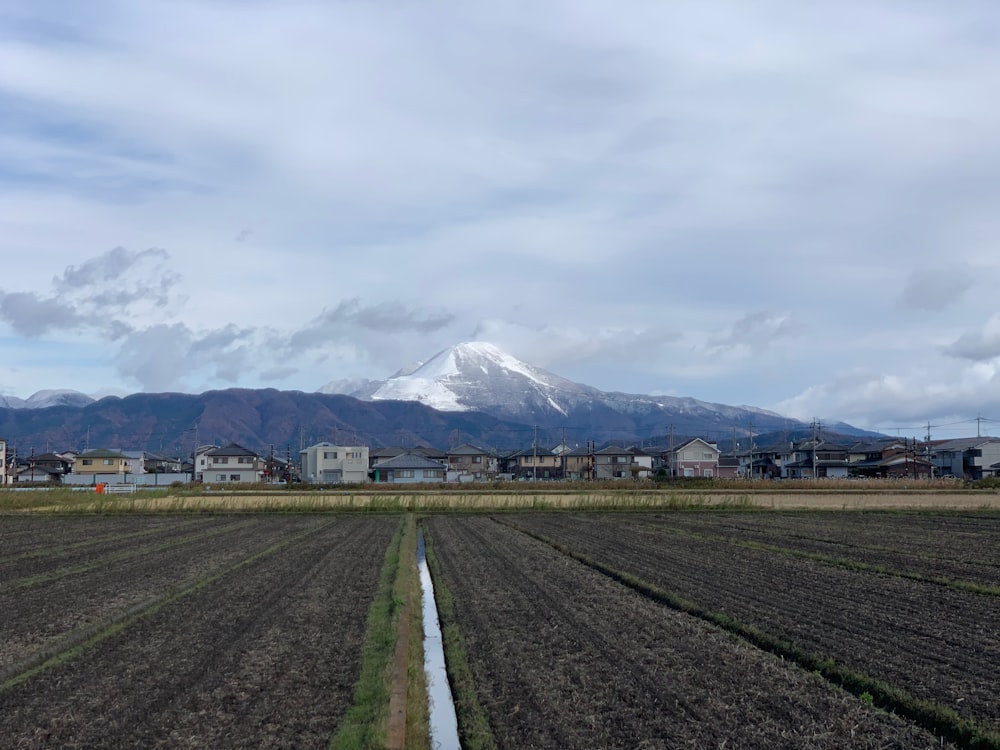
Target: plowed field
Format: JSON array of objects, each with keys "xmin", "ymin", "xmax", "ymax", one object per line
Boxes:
[
  {"xmin": 501, "ymin": 511, "xmax": 1000, "ymax": 746},
  {"xmin": 0, "ymin": 514, "xmax": 398, "ymax": 749},
  {"xmin": 426, "ymin": 515, "xmax": 956, "ymax": 748}
]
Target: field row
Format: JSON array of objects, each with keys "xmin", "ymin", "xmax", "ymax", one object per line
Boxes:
[
  {"xmin": 425, "ymin": 515, "xmax": 969, "ymax": 748},
  {"xmin": 0, "ymin": 515, "xmax": 398, "ymax": 748},
  {"xmin": 4, "ymin": 509, "xmax": 997, "ymax": 748}
]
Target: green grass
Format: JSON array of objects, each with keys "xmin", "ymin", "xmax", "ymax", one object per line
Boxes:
[{"xmin": 329, "ymin": 516, "xmax": 406, "ymax": 749}]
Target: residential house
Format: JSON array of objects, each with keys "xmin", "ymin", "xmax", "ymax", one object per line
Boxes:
[
  {"xmin": 33, "ymin": 452, "xmax": 74, "ymax": 478},
  {"xmin": 121, "ymin": 451, "xmax": 148, "ymax": 478},
  {"xmin": 878, "ymin": 448, "xmax": 934, "ymax": 479},
  {"xmin": 15, "ymin": 464, "xmax": 63, "ymax": 483},
  {"xmin": 509, "ymin": 447, "xmax": 561, "ymax": 480},
  {"xmin": 369, "ymin": 446, "xmax": 446, "ymax": 469},
  {"xmin": 371, "ymin": 452, "xmax": 447, "ymax": 483},
  {"xmin": 593, "ymin": 445, "xmax": 634, "ymax": 480},
  {"xmin": 781, "ymin": 440, "xmax": 849, "ymax": 479},
  {"xmin": 561, "ymin": 445, "xmax": 592, "ymax": 480},
  {"xmin": 716, "ymin": 454, "xmax": 741, "ymax": 479},
  {"xmin": 0, "ymin": 438, "xmax": 6, "ymax": 485},
  {"xmin": 628, "ymin": 447, "xmax": 655, "ymax": 479},
  {"xmin": 669, "ymin": 438, "xmax": 720, "ymax": 478},
  {"xmin": 300, "ymin": 442, "xmax": 369, "ymax": 484},
  {"xmin": 847, "ymin": 440, "xmax": 900, "ymax": 478},
  {"xmin": 445, "ymin": 444, "xmax": 497, "ymax": 482},
  {"xmin": 144, "ymin": 452, "xmax": 183, "ymax": 474},
  {"xmin": 930, "ymin": 438, "xmax": 1000, "ymax": 480},
  {"xmin": 192, "ymin": 444, "xmax": 220, "ymax": 482},
  {"xmin": 73, "ymin": 449, "xmax": 132, "ymax": 479},
  {"xmin": 201, "ymin": 443, "xmax": 265, "ymax": 484},
  {"xmin": 845, "ymin": 439, "xmax": 935, "ymax": 479}
]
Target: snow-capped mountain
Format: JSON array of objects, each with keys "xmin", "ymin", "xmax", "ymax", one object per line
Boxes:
[
  {"xmin": 323, "ymin": 341, "xmax": 820, "ymax": 437},
  {"xmin": 0, "ymin": 389, "xmax": 95, "ymax": 410},
  {"xmin": 370, "ymin": 341, "xmax": 586, "ymax": 414}
]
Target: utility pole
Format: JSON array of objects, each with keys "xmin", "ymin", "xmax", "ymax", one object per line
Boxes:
[
  {"xmin": 925, "ymin": 422, "xmax": 933, "ymax": 478},
  {"xmin": 668, "ymin": 424, "xmax": 675, "ymax": 479},
  {"xmin": 748, "ymin": 421, "xmax": 754, "ymax": 481},
  {"xmin": 532, "ymin": 425, "xmax": 538, "ymax": 482},
  {"xmin": 811, "ymin": 418, "xmax": 818, "ymax": 480},
  {"xmin": 561, "ymin": 426, "xmax": 567, "ymax": 480}
]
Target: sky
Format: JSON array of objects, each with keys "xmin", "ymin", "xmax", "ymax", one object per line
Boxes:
[{"xmin": 1, "ymin": 1, "xmax": 999, "ymax": 439}]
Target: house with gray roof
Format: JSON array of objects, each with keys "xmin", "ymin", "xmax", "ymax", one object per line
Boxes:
[
  {"xmin": 200, "ymin": 443, "xmax": 264, "ymax": 484},
  {"xmin": 929, "ymin": 438, "xmax": 1000, "ymax": 479},
  {"xmin": 371, "ymin": 452, "xmax": 447, "ymax": 484}
]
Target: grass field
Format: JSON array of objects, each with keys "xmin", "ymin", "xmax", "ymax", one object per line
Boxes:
[{"xmin": 2, "ymin": 479, "xmax": 999, "ymax": 512}]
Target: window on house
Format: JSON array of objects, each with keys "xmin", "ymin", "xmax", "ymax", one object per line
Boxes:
[
  {"xmin": 615, "ymin": 456, "xmax": 629, "ymax": 463},
  {"xmin": 704, "ymin": 469, "xmax": 714, "ymax": 478},
  {"xmin": 347, "ymin": 451, "xmax": 362, "ymax": 459},
  {"xmin": 424, "ymin": 470, "xmax": 442, "ymax": 479},
  {"xmin": 238, "ymin": 456, "xmax": 252, "ymax": 464},
  {"xmin": 324, "ymin": 451, "xmax": 338, "ymax": 459},
  {"xmin": 103, "ymin": 459, "xmax": 113, "ymax": 465},
  {"xmin": 703, "ymin": 452, "xmax": 714, "ymax": 460},
  {"xmin": 473, "ymin": 456, "xmax": 482, "ymax": 463},
  {"xmin": 397, "ymin": 470, "xmax": 414, "ymax": 478},
  {"xmin": 216, "ymin": 474, "xmax": 227, "ymax": 481},
  {"xmin": 217, "ymin": 457, "xmax": 229, "ymax": 464},
  {"xmin": 229, "ymin": 474, "xmax": 240, "ymax": 481},
  {"xmin": 82, "ymin": 459, "xmax": 93, "ymax": 466}
]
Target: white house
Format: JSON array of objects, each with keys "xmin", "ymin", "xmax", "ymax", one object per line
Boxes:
[
  {"xmin": 200, "ymin": 443, "xmax": 264, "ymax": 484},
  {"xmin": 371, "ymin": 452, "xmax": 446, "ymax": 484},
  {"xmin": 0, "ymin": 438, "xmax": 7, "ymax": 485},
  {"xmin": 300, "ymin": 442, "xmax": 369, "ymax": 484}
]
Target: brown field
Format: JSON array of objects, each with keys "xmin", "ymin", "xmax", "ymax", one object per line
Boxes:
[
  {"xmin": 7, "ymin": 486, "xmax": 1000, "ymax": 512},
  {"xmin": 0, "ymin": 515, "xmax": 397, "ymax": 748},
  {"xmin": 425, "ymin": 515, "xmax": 965, "ymax": 748},
  {"xmin": 3, "ymin": 499, "xmax": 999, "ymax": 748}
]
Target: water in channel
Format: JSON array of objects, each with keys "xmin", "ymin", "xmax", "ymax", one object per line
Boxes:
[{"xmin": 418, "ymin": 528, "xmax": 461, "ymax": 750}]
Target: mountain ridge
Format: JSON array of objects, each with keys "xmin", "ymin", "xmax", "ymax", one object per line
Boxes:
[{"xmin": 0, "ymin": 342, "xmax": 877, "ymax": 454}]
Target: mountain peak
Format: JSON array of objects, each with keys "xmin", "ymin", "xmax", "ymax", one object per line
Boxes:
[
  {"xmin": 413, "ymin": 341, "xmax": 548, "ymax": 385},
  {"xmin": 367, "ymin": 341, "xmax": 580, "ymax": 415}
]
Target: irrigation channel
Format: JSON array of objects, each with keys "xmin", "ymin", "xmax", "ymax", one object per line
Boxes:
[{"xmin": 418, "ymin": 528, "xmax": 460, "ymax": 750}]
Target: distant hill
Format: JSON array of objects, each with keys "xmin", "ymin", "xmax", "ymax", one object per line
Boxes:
[
  {"xmin": 1, "ymin": 342, "xmax": 879, "ymax": 456},
  {"xmin": 0, "ymin": 390, "xmax": 532, "ymax": 456},
  {"xmin": 322, "ymin": 341, "xmax": 878, "ymax": 442}
]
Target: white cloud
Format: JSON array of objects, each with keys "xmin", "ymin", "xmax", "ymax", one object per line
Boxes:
[{"xmin": 0, "ymin": 1, "xmax": 999, "ymax": 433}]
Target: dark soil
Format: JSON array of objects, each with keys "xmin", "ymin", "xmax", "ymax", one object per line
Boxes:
[
  {"xmin": 632, "ymin": 510, "xmax": 1000, "ymax": 586},
  {"xmin": 0, "ymin": 515, "xmax": 398, "ymax": 749},
  {"xmin": 427, "ymin": 516, "xmax": 952, "ymax": 749},
  {"xmin": 0, "ymin": 516, "xmax": 315, "ymax": 673},
  {"xmin": 511, "ymin": 512, "xmax": 1000, "ymax": 732}
]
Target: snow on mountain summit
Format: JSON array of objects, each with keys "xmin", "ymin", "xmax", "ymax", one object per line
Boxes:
[
  {"xmin": 0, "ymin": 389, "xmax": 95, "ymax": 409},
  {"xmin": 370, "ymin": 341, "xmax": 575, "ymax": 414},
  {"xmin": 316, "ymin": 340, "xmax": 837, "ymax": 437}
]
